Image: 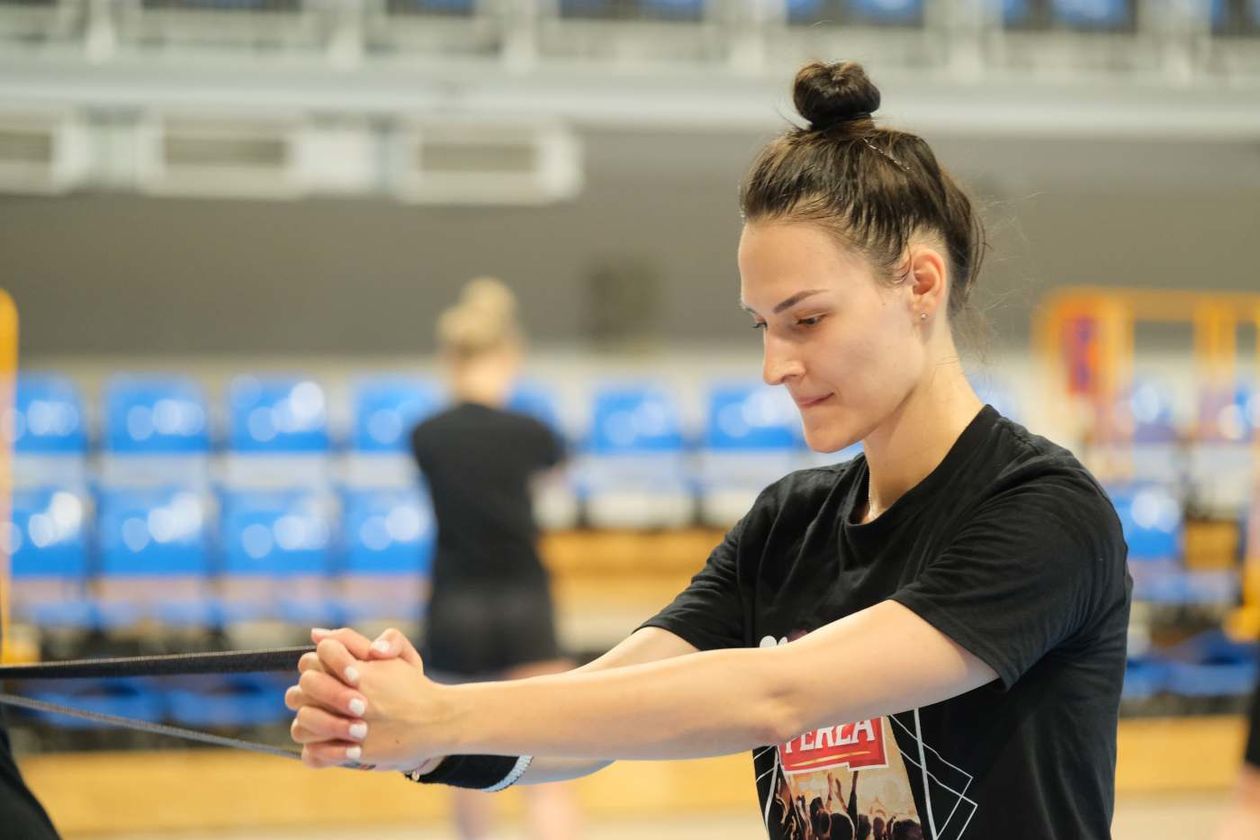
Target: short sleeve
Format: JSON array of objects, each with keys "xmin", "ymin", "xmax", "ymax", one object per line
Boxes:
[
  {"xmin": 890, "ymin": 472, "xmax": 1126, "ymax": 690},
  {"xmin": 535, "ymin": 422, "xmax": 565, "ymax": 470},
  {"xmin": 638, "ymin": 515, "xmax": 749, "ymax": 652}
]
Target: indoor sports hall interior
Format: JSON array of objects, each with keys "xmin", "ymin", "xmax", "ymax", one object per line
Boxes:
[{"xmin": 1, "ymin": 1, "xmax": 1258, "ymax": 837}]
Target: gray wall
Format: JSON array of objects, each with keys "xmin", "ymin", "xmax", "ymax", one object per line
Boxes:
[{"xmin": 4, "ymin": 129, "xmax": 1258, "ymax": 361}]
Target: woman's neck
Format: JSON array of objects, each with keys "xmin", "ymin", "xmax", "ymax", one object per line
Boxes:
[
  {"xmin": 449, "ymin": 360, "xmax": 514, "ymax": 409},
  {"xmin": 858, "ymin": 359, "xmax": 983, "ymax": 523}
]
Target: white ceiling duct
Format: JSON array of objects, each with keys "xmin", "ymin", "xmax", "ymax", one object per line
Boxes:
[
  {"xmin": 0, "ymin": 109, "xmax": 90, "ymax": 195},
  {"xmin": 135, "ymin": 112, "xmax": 304, "ymax": 199},
  {"xmin": 388, "ymin": 120, "xmax": 583, "ymax": 205}
]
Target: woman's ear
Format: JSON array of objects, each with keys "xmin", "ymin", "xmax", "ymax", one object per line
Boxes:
[{"xmin": 907, "ymin": 245, "xmax": 948, "ymax": 322}]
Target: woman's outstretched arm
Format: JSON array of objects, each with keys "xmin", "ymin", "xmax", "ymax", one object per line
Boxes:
[{"xmin": 290, "ymin": 600, "xmax": 996, "ymax": 770}]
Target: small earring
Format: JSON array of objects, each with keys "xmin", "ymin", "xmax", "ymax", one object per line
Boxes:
[{"xmin": 919, "ymin": 313, "xmax": 927, "ymax": 321}]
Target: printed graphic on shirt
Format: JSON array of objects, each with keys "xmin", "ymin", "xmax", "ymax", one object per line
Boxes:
[{"xmin": 758, "ymin": 634, "xmax": 978, "ymax": 840}]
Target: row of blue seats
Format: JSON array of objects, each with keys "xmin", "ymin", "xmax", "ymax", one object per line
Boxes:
[
  {"xmin": 8, "ymin": 477, "xmax": 1243, "ymax": 636},
  {"xmin": 15, "ymin": 372, "xmax": 1260, "ymax": 461},
  {"xmin": 16, "ymin": 673, "xmax": 292, "ymax": 733},
  {"xmin": 146, "ymin": 0, "xmax": 1260, "ymax": 34},
  {"xmin": 410, "ymin": 0, "xmax": 1260, "ymax": 33},
  {"xmin": 12, "ymin": 483, "xmax": 432, "ymax": 630},
  {"xmin": 13, "ymin": 373, "xmax": 813, "ymax": 458},
  {"xmin": 1123, "ymin": 631, "xmax": 1257, "ymax": 704}
]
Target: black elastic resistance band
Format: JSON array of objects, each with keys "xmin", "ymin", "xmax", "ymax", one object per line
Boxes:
[
  {"xmin": 0, "ymin": 645, "xmax": 314, "ymax": 681},
  {"xmin": 0, "ymin": 646, "xmax": 350, "ymax": 765}
]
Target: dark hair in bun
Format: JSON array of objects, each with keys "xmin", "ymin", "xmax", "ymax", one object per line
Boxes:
[
  {"xmin": 740, "ymin": 60, "xmax": 987, "ymax": 319},
  {"xmin": 793, "ymin": 61, "xmax": 881, "ymax": 132}
]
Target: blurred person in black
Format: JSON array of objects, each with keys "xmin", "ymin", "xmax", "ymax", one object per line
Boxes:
[{"xmin": 407, "ymin": 277, "xmax": 579, "ymax": 840}]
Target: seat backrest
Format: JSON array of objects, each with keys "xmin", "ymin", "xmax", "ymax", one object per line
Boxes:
[
  {"xmin": 96, "ymin": 486, "xmax": 210, "ymax": 577},
  {"xmin": 1110, "ymin": 483, "xmax": 1183, "ymax": 563},
  {"xmin": 220, "ymin": 489, "xmax": 333, "ymax": 577},
  {"xmin": 351, "ymin": 375, "xmax": 440, "ymax": 454},
  {"xmin": 588, "ymin": 384, "xmax": 685, "ymax": 455},
  {"xmin": 703, "ymin": 382, "xmax": 798, "ymax": 452}
]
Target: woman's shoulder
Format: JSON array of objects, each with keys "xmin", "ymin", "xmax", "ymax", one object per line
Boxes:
[
  {"xmin": 983, "ymin": 415, "xmax": 1120, "ymax": 531},
  {"xmin": 750, "ymin": 456, "xmax": 864, "ymax": 516}
]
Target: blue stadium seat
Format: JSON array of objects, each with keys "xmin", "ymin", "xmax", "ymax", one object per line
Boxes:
[
  {"xmin": 343, "ymin": 376, "xmax": 438, "ymax": 491},
  {"xmin": 697, "ymin": 382, "xmax": 800, "ymax": 526},
  {"xmin": 225, "ymin": 376, "xmax": 331, "ymax": 491},
  {"xmin": 580, "ymin": 384, "xmax": 694, "ymax": 528},
  {"xmin": 393, "ymin": 0, "xmax": 476, "ymax": 14},
  {"xmin": 228, "ymin": 376, "xmax": 329, "ymax": 454},
  {"xmin": 103, "ymin": 375, "xmax": 210, "ymax": 456},
  {"xmin": 587, "ymin": 384, "xmax": 685, "ymax": 455},
  {"xmin": 1051, "ymin": 0, "xmax": 1131, "ymax": 29},
  {"xmin": 23, "ymin": 678, "xmax": 164, "ymax": 732},
  {"xmin": 101, "ymin": 375, "xmax": 211, "ymax": 488},
  {"xmin": 96, "ymin": 487, "xmax": 217, "ymax": 629},
  {"xmin": 1000, "ymin": 0, "xmax": 1035, "ymax": 25},
  {"xmin": 1112, "ymin": 483, "xmax": 1237, "ymax": 604},
  {"xmin": 168, "ymin": 674, "xmax": 291, "ymax": 729},
  {"xmin": 1112, "ymin": 483, "xmax": 1182, "ymax": 563},
  {"xmin": 220, "ymin": 490, "xmax": 337, "ymax": 625},
  {"xmin": 13, "ymin": 374, "xmax": 86, "ymax": 456},
  {"xmin": 1164, "ymin": 631, "xmax": 1259, "ymax": 699},
  {"xmin": 350, "ymin": 376, "xmax": 440, "ymax": 454},
  {"xmin": 9, "ymin": 486, "xmax": 94, "ymax": 630},
  {"xmin": 13, "ymin": 374, "xmax": 87, "ymax": 490},
  {"xmin": 639, "ymin": 0, "xmax": 705, "ymax": 20},
  {"xmin": 849, "ymin": 0, "xmax": 922, "ymax": 25},
  {"xmin": 785, "ymin": 0, "xmax": 828, "ymax": 24},
  {"xmin": 337, "ymin": 488, "xmax": 434, "ymax": 623}
]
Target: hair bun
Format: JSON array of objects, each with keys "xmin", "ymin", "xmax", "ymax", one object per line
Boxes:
[{"xmin": 793, "ymin": 61, "xmax": 881, "ymax": 132}]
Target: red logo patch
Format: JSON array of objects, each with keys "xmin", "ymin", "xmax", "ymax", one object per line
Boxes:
[{"xmin": 778, "ymin": 718, "xmax": 889, "ymax": 775}]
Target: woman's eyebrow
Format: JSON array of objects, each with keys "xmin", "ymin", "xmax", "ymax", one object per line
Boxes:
[{"xmin": 739, "ymin": 289, "xmax": 827, "ymax": 316}]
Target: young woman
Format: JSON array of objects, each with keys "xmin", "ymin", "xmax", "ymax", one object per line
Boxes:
[
  {"xmin": 403, "ymin": 277, "xmax": 580, "ymax": 840},
  {"xmin": 287, "ymin": 61, "xmax": 1131, "ymax": 840}
]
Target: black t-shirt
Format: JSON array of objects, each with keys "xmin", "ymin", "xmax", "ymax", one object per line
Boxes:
[
  {"xmin": 411, "ymin": 402, "xmax": 564, "ymax": 590},
  {"xmin": 0, "ymin": 710, "xmax": 59, "ymax": 838},
  {"xmin": 643, "ymin": 406, "xmax": 1131, "ymax": 840}
]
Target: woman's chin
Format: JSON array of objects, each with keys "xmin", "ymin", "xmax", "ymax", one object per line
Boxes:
[{"xmin": 802, "ymin": 427, "xmax": 859, "ymax": 455}]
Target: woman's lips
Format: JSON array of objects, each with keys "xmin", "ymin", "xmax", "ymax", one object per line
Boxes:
[{"xmin": 794, "ymin": 394, "xmax": 833, "ymax": 409}]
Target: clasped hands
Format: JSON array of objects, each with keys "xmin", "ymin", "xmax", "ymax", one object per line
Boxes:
[{"xmin": 285, "ymin": 627, "xmax": 449, "ymax": 773}]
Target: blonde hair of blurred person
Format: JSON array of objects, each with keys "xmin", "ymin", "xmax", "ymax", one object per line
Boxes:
[{"xmin": 437, "ymin": 277, "xmax": 524, "ymax": 410}]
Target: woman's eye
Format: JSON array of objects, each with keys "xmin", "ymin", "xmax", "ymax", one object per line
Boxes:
[{"xmin": 796, "ymin": 315, "xmax": 824, "ymax": 328}]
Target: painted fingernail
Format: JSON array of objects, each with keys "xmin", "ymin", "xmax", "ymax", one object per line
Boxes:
[
  {"xmin": 349, "ymin": 698, "xmax": 367, "ymax": 716},
  {"xmin": 371, "ymin": 639, "xmax": 390, "ymax": 654},
  {"xmin": 344, "ymin": 666, "xmax": 360, "ymax": 684},
  {"xmin": 313, "ymin": 627, "xmax": 331, "ymax": 634},
  {"xmin": 346, "ymin": 746, "xmax": 362, "ymax": 762},
  {"xmin": 349, "ymin": 722, "xmax": 368, "ymax": 741}
]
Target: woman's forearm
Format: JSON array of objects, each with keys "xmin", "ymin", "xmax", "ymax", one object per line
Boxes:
[{"xmin": 439, "ymin": 646, "xmax": 798, "ymax": 761}]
